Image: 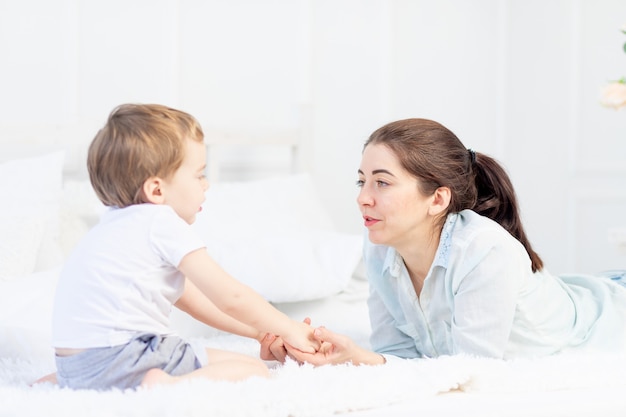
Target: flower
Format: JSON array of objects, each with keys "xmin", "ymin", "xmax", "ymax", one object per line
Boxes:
[
  {"xmin": 600, "ymin": 78, "xmax": 626, "ymax": 109},
  {"xmin": 600, "ymin": 25, "xmax": 626, "ymax": 110}
]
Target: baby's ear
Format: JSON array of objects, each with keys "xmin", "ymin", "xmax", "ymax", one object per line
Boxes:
[{"xmin": 142, "ymin": 177, "xmax": 165, "ymax": 204}]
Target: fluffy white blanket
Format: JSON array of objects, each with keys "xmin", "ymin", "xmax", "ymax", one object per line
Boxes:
[{"xmin": 2, "ymin": 334, "xmax": 626, "ymax": 417}]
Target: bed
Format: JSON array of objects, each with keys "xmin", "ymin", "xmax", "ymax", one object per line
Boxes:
[{"xmin": 2, "ymin": 135, "xmax": 626, "ymax": 417}]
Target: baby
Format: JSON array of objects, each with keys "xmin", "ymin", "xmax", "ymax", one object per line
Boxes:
[{"xmin": 42, "ymin": 103, "xmax": 318, "ymax": 390}]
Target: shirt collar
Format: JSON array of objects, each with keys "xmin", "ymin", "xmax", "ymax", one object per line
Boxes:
[
  {"xmin": 382, "ymin": 247, "xmax": 404, "ymax": 278},
  {"xmin": 433, "ymin": 212, "xmax": 458, "ymax": 268},
  {"xmin": 380, "ymin": 212, "xmax": 459, "ymax": 277}
]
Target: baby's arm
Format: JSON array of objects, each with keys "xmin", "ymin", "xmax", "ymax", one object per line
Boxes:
[
  {"xmin": 175, "ymin": 278, "xmax": 263, "ymax": 341},
  {"xmin": 178, "ymin": 249, "xmax": 319, "ymax": 354}
]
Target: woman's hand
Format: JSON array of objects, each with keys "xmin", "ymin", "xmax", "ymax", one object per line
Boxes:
[{"xmin": 285, "ymin": 326, "xmax": 384, "ymax": 366}]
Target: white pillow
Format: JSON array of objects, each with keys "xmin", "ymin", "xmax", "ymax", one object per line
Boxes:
[
  {"xmin": 59, "ymin": 179, "xmax": 106, "ymax": 256},
  {"xmin": 0, "ymin": 267, "xmax": 60, "ymax": 363},
  {"xmin": 204, "ymin": 232, "xmax": 362, "ymax": 302},
  {"xmin": 0, "ymin": 214, "xmax": 46, "ymax": 280},
  {"xmin": 192, "ymin": 174, "xmax": 362, "ymax": 302},
  {"xmin": 198, "ymin": 174, "xmax": 335, "ymax": 236},
  {"xmin": 0, "ymin": 151, "xmax": 65, "ymax": 276}
]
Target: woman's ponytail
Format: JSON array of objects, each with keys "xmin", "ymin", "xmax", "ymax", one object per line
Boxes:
[{"xmin": 472, "ymin": 153, "xmax": 544, "ymax": 272}]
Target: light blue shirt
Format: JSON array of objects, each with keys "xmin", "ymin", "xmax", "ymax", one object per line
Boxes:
[{"xmin": 365, "ymin": 209, "xmax": 626, "ymax": 360}]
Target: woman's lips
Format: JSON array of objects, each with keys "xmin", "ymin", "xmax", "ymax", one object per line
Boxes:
[{"xmin": 363, "ymin": 216, "xmax": 380, "ymax": 227}]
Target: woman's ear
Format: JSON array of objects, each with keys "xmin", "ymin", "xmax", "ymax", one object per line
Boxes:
[
  {"xmin": 142, "ymin": 177, "xmax": 165, "ymax": 204},
  {"xmin": 429, "ymin": 186, "xmax": 451, "ymax": 216}
]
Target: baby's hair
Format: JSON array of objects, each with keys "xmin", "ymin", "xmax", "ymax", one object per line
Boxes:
[{"xmin": 88, "ymin": 103, "xmax": 204, "ymax": 208}]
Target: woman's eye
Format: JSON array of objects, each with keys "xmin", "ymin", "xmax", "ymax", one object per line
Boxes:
[{"xmin": 356, "ymin": 179, "xmax": 389, "ymax": 187}]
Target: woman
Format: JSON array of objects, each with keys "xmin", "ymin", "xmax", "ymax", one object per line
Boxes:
[{"xmin": 262, "ymin": 118, "xmax": 626, "ymax": 365}]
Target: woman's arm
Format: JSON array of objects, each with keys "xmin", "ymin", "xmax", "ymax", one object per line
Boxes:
[
  {"xmin": 367, "ymin": 288, "xmax": 421, "ymax": 358},
  {"xmin": 362, "ymin": 239, "xmax": 421, "ymax": 359}
]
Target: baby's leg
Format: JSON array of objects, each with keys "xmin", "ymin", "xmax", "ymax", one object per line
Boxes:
[
  {"xmin": 141, "ymin": 348, "xmax": 268, "ymax": 387},
  {"xmin": 31, "ymin": 372, "xmax": 58, "ymax": 386},
  {"xmin": 195, "ymin": 348, "xmax": 270, "ymax": 380}
]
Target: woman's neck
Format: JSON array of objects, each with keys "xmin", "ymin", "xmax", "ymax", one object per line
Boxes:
[{"xmin": 396, "ymin": 226, "xmax": 441, "ymax": 297}]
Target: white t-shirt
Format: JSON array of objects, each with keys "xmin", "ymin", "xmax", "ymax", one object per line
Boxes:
[{"xmin": 52, "ymin": 204, "xmax": 205, "ymax": 349}]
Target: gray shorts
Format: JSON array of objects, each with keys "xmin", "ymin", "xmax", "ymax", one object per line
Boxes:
[{"xmin": 55, "ymin": 334, "xmax": 202, "ymax": 391}]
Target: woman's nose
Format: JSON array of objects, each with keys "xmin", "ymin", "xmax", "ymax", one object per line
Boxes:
[{"xmin": 356, "ymin": 187, "xmax": 373, "ymax": 207}]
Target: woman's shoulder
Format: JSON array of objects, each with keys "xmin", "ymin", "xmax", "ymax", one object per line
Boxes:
[
  {"xmin": 451, "ymin": 209, "xmax": 521, "ymax": 250},
  {"xmin": 456, "ymin": 209, "xmax": 511, "ymax": 234},
  {"xmin": 444, "ymin": 210, "xmax": 531, "ymax": 281}
]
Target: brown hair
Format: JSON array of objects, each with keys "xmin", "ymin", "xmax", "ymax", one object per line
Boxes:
[
  {"xmin": 87, "ymin": 103, "xmax": 204, "ymax": 208},
  {"xmin": 365, "ymin": 118, "xmax": 543, "ymax": 272}
]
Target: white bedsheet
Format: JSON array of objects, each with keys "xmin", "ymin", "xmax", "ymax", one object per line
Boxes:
[
  {"xmin": 2, "ymin": 334, "xmax": 626, "ymax": 417},
  {"xmin": 3, "ymin": 269, "xmax": 626, "ymax": 416}
]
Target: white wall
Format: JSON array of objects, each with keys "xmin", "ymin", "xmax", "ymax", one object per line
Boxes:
[{"xmin": 1, "ymin": 0, "xmax": 625, "ymax": 275}]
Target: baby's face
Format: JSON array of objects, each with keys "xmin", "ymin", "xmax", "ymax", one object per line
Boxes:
[{"xmin": 160, "ymin": 138, "xmax": 208, "ymax": 224}]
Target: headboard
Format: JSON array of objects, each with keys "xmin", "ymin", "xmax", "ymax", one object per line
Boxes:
[
  {"xmin": 0, "ymin": 119, "xmax": 308, "ymax": 184},
  {"xmin": 204, "ymin": 126, "xmax": 303, "ymax": 183},
  {"xmin": 203, "ymin": 102, "xmax": 311, "ymax": 183},
  {"xmin": 0, "ymin": 123, "xmax": 97, "ymax": 182}
]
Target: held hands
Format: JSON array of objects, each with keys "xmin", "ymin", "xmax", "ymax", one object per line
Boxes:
[
  {"xmin": 260, "ymin": 322, "xmax": 360, "ymax": 366},
  {"xmin": 262, "ymin": 317, "xmax": 320, "ymax": 360},
  {"xmin": 260, "ymin": 317, "xmax": 312, "ymax": 362},
  {"xmin": 286, "ymin": 326, "xmax": 357, "ymax": 366}
]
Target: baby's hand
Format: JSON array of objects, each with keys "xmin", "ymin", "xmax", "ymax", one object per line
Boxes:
[
  {"xmin": 283, "ymin": 320, "xmax": 320, "ymax": 354},
  {"xmin": 260, "ymin": 318, "xmax": 312, "ymax": 362}
]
